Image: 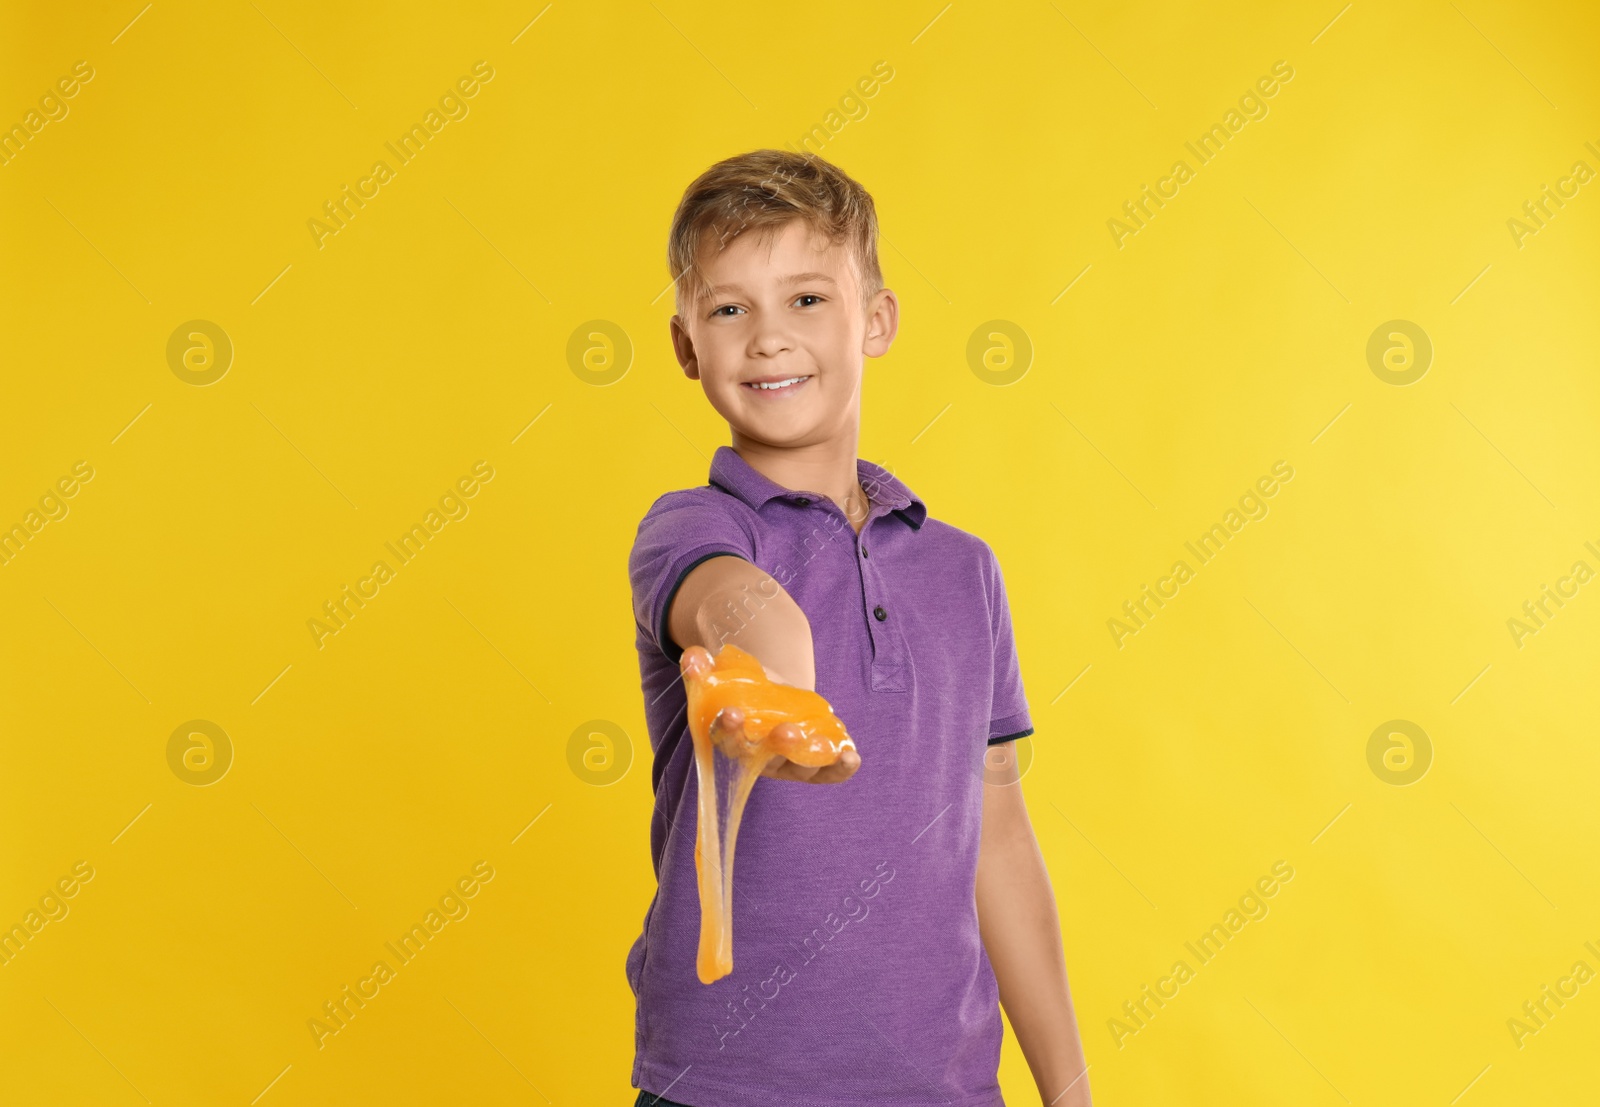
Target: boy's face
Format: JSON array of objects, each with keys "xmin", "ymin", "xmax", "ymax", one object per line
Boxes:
[{"xmin": 670, "ymin": 218, "xmax": 897, "ymax": 450}]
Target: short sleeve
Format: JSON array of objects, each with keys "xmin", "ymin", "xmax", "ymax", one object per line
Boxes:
[
  {"xmin": 984, "ymin": 546, "xmax": 1034, "ymax": 746},
  {"xmin": 629, "ymin": 493, "xmax": 756, "ymax": 665}
]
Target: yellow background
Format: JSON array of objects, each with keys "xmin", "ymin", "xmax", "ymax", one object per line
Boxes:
[{"xmin": 3, "ymin": 0, "xmax": 1598, "ymax": 1103}]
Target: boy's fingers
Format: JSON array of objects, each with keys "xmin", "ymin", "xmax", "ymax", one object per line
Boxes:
[
  {"xmin": 707, "ymin": 705, "xmax": 736, "ymax": 740},
  {"xmin": 762, "ymin": 759, "xmax": 820, "ymax": 782},
  {"xmin": 837, "ymin": 748, "xmax": 863, "ymax": 780},
  {"xmin": 759, "ymin": 758, "xmax": 822, "ymax": 782},
  {"xmin": 765, "ymin": 721, "xmax": 806, "ymax": 757},
  {"xmin": 809, "ymin": 748, "xmax": 860, "ymax": 784},
  {"xmin": 708, "ymin": 705, "xmax": 748, "ymax": 755},
  {"xmin": 760, "ymin": 745, "xmax": 859, "ymax": 784},
  {"xmin": 734, "ymin": 723, "xmax": 856, "ymax": 783},
  {"xmin": 681, "ymin": 646, "xmax": 714, "ymax": 681}
]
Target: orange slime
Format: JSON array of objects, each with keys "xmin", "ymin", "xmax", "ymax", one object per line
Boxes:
[{"xmin": 681, "ymin": 643, "xmax": 855, "ymax": 984}]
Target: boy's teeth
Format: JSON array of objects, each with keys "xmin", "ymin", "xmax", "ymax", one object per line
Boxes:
[{"xmin": 751, "ymin": 376, "xmax": 805, "ymax": 390}]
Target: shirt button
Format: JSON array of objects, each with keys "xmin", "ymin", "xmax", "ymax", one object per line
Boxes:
[
  {"xmin": 795, "ymin": 497, "xmax": 810, "ymax": 506},
  {"xmin": 861, "ymin": 546, "xmax": 868, "ymax": 559},
  {"xmin": 873, "ymin": 605, "xmax": 887, "ymax": 621}
]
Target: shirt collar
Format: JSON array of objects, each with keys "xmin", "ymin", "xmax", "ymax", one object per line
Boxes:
[{"xmin": 709, "ymin": 445, "xmax": 927, "ymax": 530}]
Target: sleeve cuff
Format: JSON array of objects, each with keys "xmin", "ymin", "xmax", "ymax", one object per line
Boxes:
[
  {"xmin": 986, "ymin": 728, "xmax": 1034, "ymax": 746},
  {"xmin": 656, "ymin": 549, "xmax": 750, "ymax": 665},
  {"xmin": 986, "ymin": 710, "xmax": 1034, "ymax": 746}
]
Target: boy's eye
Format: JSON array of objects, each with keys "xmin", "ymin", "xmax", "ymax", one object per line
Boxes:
[{"xmin": 708, "ymin": 295, "xmax": 822, "ymax": 316}]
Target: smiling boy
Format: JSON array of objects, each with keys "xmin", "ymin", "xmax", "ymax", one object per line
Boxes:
[{"xmin": 626, "ymin": 150, "xmax": 1091, "ymax": 1107}]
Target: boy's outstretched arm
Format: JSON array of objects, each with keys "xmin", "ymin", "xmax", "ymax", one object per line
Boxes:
[
  {"xmin": 977, "ymin": 746, "xmax": 1092, "ymax": 1106},
  {"xmin": 667, "ymin": 554, "xmax": 859, "ymax": 784}
]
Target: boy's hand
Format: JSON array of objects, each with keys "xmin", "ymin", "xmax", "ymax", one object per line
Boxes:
[
  {"xmin": 681, "ymin": 646, "xmax": 860, "ymax": 785},
  {"xmin": 708, "ymin": 703, "xmax": 861, "ymax": 784}
]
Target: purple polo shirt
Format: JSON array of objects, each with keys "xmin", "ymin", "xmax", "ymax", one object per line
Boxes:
[{"xmin": 626, "ymin": 445, "xmax": 1033, "ymax": 1107}]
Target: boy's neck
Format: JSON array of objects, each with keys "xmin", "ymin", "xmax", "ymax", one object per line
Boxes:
[{"xmin": 730, "ymin": 434, "xmax": 871, "ymax": 534}]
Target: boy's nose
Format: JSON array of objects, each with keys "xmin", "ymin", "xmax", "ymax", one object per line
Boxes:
[{"xmin": 748, "ymin": 327, "xmax": 794, "ymax": 357}]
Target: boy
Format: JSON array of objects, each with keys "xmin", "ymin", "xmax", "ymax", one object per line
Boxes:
[{"xmin": 626, "ymin": 149, "xmax": 1090, "ymax": 1106}]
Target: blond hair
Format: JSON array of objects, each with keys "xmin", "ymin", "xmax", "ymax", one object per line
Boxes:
[{"xmin": 667, "ymin": 148, "xmax": 883, "ymax": 316}]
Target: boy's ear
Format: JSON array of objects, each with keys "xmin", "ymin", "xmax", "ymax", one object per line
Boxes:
[
  {"xmin": 861, "ymin": 288, "xmax": 899, "ymax": 359},
  {"xmin": 669, "ymin": 314, "xmax": 701, "ymax": 380}
]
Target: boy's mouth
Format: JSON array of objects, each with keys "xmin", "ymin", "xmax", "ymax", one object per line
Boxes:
[{"xmin": 741, "ymin": 374, "xmax": 811, "ymax": 394}]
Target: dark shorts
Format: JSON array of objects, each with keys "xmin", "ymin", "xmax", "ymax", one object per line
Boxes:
[{"xmin": 634, "ymin": 1092, "xmax": 694, "ymax": 1107}]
